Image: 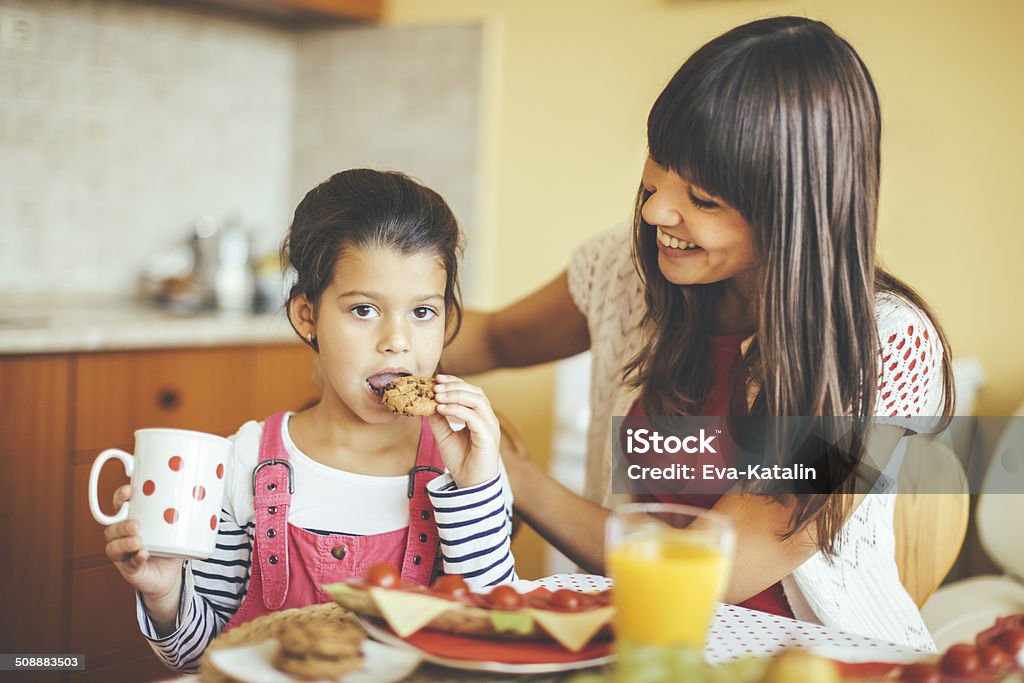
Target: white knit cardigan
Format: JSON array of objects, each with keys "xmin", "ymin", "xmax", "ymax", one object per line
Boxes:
[{"xmin": 566, "ymin": 226, "xmax": 945, "ymax": 651}]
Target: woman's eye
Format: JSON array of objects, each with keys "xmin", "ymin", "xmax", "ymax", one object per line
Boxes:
[
  {"xmin": 351, "ymin": 305, "xmax": 379, "ymax": 319},
  {"xmin": 412, "ymin": 307, "xmax": 437, "ymax": 321},
  {"xmin": 688, "ymin": 187, "xmax": 719, "ymax": 210}
]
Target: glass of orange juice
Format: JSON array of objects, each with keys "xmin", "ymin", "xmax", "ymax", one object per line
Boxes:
[{"xmin": 607, "ymin": 503, "xmax": 735, "ymax": 651}]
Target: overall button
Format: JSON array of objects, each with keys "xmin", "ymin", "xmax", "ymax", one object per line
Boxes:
[
  {"xmin": 267, "ymin": 482, "xmax": 277, "ymax": 491},
  {"xmin": 413, "ymin": 555, "xmax": 422, "ymax": 565},
  {"xmin": 331, "ymin": 545, "xmax": 347, "ymax": 561},
  {"xmin": 266, "ymin": 529, "xmax": 276, "ymax": 538},
  {"xmin": 418, "ymin": 533, "xmax": 428, "ymax": 543},
  {"xmin": 268, "ymin": 506, "xmax": 278, "ymax": 514},
  {"xmin": 420, "ymin": 510, "xmax": 430, "ymax": 520},
  {"xmin": 268, "ymin": 555, "xmax": 279, "ymax": 564}
]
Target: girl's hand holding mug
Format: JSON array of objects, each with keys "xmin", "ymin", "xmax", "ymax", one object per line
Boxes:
[
  {"xmin": 104, "ymin": 484, "xmax": 184, "ymax": 604},
  {"xmin": 428, "ymin": 374, "xmax": 501, "ymax": 489},
  {"xmin": 89, "ymin": 427, "xmax": 230, "ymax": 632}
]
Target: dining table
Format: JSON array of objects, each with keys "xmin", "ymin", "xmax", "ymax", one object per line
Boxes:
[{"xmin": 173, "ymin": 574, "xmax": 926, "ymax": 682}]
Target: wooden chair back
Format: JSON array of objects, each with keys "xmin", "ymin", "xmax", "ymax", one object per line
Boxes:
[{"xmin": 894, "ymin": 435, "xmax": 970, "ymax": 607}]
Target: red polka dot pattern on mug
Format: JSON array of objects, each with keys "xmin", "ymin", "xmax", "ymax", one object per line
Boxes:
[
  {"xmin": 210, "ymin": 515, "xmax": 218, "ymax": 531},
  {"xmin": 163, "ymin": 508, "xmax": 179, "ymax": 524},
  {"xmin": 216, "ymin": 463, "xmax": 224, "ymax": 479},
  {"xmin": 168, "ymin": 455, "xmax": 183, "ymax": 471},
  {"xmin": 142, "ymin": 480, "xmax": 156, "ymax": 496},
  {"xmin": 193, "ymin": 485, "xmax": 206, "ymax": 501}
]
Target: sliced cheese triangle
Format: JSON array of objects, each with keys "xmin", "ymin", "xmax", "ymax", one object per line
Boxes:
[
  {"xmin": 369, "ymin": 588, "xmax": 455, "ymax": 638},
  {"xmin": 526, "ymin": 606, "xmax": 615, "ymax": 652}
]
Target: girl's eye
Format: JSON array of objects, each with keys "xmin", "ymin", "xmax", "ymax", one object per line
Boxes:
[
  {"xmin": 688, "ymin": 187, "xmax": 719, "ymax": 210},
  {"xmin": 412, "ymin": 307, "xmax": 437, "ymax": 321},
  {"xmin": 351, "ymin": 305, "xmax": 379, "ymax": 319}
]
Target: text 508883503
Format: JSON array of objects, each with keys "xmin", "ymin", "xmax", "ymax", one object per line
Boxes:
[{"xmin": 0, "ymin": 654, "xmax": 85, "ymax": 671}]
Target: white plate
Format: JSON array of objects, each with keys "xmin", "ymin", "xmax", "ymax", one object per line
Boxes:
[
  {"xmin": 358, "ymin": 616, "xmax": 613, "ymax": 675},
  {"xmin": 208, "ymin": 638, "xmax": 421, "ymax": 683}
]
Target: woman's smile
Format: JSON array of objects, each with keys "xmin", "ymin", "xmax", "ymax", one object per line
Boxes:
[{"xmin": 656, "ymin": 227, "xmax": 705, "ymax": 256}]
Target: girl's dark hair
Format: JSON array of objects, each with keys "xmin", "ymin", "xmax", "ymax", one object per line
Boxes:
[
  {"xmin": 624, "ymin": 17, "xmax": 955, "ymax": 556},
  {"xmin": 283, "ymin": 169, "xmax": 463, "ymax": 347}
]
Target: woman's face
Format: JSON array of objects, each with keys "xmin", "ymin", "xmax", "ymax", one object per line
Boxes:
[{"xmin": 641, "ymin": 157, "xmax": 759, "ymax": 286}]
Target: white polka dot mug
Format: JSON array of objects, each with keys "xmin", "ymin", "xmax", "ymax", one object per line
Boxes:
[{"xmin": 88, "ymin": 428, "xmax": 231, "ymax": 559}]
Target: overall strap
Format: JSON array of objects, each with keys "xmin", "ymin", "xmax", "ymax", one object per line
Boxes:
[
  {"xmin": 252, "ymin": 411, "xmax": 293, "ymax": 610},
  {"xmin": 401, "ymin": 417, "xmax": 444, "ymax": 584}
]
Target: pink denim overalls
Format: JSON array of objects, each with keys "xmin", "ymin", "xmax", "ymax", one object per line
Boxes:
[{"xmin": 224, "ymin": 411, "xmax": 443, "ymax": 630}]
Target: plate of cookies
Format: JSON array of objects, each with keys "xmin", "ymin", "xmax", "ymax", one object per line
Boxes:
[{"xmin": 207, "ymin": 616, "xmax": 421, "ymax": 682}]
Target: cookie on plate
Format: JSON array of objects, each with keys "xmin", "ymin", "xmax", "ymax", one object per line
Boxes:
[
  {"xmin": 273, "ymin": 617, "xmax": 366, "ymax": 680},
  {"xmin": 382, "ymin": 376, "xmax": 438, "ymax": 417}
]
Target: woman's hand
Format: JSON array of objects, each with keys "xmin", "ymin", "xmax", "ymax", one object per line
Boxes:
[
  {"xmin": 104, "ymin": 484, "xmax": 184, "ymax": 633},
  {"xmin": 428, "ymin": 374, "xmax": 501, "ymax": 489}
]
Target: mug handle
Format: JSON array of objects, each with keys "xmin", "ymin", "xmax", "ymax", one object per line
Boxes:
[{"xmin": 88, "ymin": 448, "xmax": 134, "ymax": 525}]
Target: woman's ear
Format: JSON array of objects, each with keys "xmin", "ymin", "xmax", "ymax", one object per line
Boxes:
[{"xmin": 288, "ymin": 294, "xmax": 316, "ymax": 343}]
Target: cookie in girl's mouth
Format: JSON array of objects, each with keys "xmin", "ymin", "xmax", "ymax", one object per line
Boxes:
[{"xmin": 381, "ymin": 376, "xmax": 438, "ymax": 416}]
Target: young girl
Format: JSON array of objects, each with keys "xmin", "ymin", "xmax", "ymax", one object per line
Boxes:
[
  {"xmin": 444, "ymin": 17, "xmax": 953, "ymax": 650},
  {"xmin": 103, "ymin": 169, "xmax": 517, "ymax": 672}
]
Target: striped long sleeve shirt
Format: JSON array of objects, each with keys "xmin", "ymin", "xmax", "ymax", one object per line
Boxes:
[{"xmin": 135, "ymin": 417, "xmax": 517, "ymax": 673}]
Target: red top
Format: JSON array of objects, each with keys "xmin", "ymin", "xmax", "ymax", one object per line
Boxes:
[{"xmin": 625, "ymin": 334, "xmax": 795, "ymax": 619}]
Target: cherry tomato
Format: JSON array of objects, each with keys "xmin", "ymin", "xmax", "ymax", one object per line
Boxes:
[
  {"xmin": 432, "ymin": 575, "xmax": 469, "ymax": 598},
  {"xmin": 977, "ymin": 643, "xmax": 1011, "ymax": 671},
  {"xmin": 549, "ymin": 589, "xmax": 582, "ymax": 610},
  {"xmin": 365, "ymin": 563, "xmax": 400, "ymax": 588},
  {"xmin": 993, "ymin": 627, "xmax": 1024, "ymax": 657},
  {"xmin": 487, "ymin": 585, "xmax": 524, "ymax": 610},
  {"xmin": 939, "ymin": 644, "xmax": 981, "ymax": 678},
  {"xmin": 898, "ymin": 662, "xmax": 941, "ymax": 683}
]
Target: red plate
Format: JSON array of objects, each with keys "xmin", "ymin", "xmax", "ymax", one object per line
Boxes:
[{"xmin": 361, "ymin": 616, "xmax": 612, "ymax": 665}]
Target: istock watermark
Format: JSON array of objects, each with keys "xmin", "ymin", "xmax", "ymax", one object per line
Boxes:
[{"xmin": 610, "ymin": 416, "xmax": 1024, "ymax": 497}]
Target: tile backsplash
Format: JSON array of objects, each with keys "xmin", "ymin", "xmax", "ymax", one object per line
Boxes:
[
  {"xmin": 292, "ymin": 23, "xmax": 483, "ymax": 305},
  {"xmin": 0, "ymin": 0, "xmax": 484, "ymax": 298},
  {"xmin": 0, "ymin": 0, "xmax": 295, "ymax": 292}
]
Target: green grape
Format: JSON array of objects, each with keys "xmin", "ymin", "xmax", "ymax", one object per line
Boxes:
[
  {"xmin": 716, "ymin": 656, "xmax": 769, "ymax": 682},
  {"xmin": 666, "ymin": 642, "xmax": 706, "ymax": 675},
  {"xmin": 613, "ymin": 642, "xmax": 688, "ymax": 683},
  {"xmin": 568, "ymin": 672, "xmax": 608, "ymax": 683}
]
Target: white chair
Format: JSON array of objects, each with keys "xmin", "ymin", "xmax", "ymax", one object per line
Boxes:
[{"xmin": 921, "ymin": 415, "xmax": 1024, "ymax": 650}]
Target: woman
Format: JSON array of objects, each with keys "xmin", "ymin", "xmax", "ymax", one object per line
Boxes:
[{"xmin": 444, "ymin": 17, "xmax": 954, "ymax": 650}]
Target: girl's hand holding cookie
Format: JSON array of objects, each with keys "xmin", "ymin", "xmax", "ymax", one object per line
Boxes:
[
  {"xmin": 104, "ymin": 484, "xmax": 185, "ymax": 625},
  {"xmin": 428, "ymin": 374, "xmax": 501, "ymax": 489}
]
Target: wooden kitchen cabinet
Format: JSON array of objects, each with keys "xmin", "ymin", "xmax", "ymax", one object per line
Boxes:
[
  {"xmin": 3, "ymin": 343, "xmax": 318, "ymax": 682},
  {"xmin": 73, "ymin": 348, "xmax": 257, "ymax": 455},
  {"xmin": 0, "ymin": 356, "xmax": 71, "ymax": 683},
  {"xmin": 191, "ymin": 0, "xmax": 382, "ymax": 23},
  {"xmin": 267, "ymin": 0, "xmax": 382, "ymax": 20}
]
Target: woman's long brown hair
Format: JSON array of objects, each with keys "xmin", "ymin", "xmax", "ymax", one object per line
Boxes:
[{"xmin": 624, "ymin": 17, "xmax": 955, "ymax": 556}]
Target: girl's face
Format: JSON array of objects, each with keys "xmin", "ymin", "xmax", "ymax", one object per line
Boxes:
[
  {"xmin": 297, "ymin": 245, "xmax": 447, "ymax": 425},
  {"xmin": 641, "ymin": 157, "xmax": 759, "ymax": 286}
]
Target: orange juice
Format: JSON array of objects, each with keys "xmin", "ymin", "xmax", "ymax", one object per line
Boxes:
[{"xmin": 608, "ymin": 531, "xmax": 729, "ymax": 646}]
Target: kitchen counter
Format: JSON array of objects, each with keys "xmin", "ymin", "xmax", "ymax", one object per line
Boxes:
[{"xmin": 0, "ymin": 292, "xmax": 297, "ymax": 355}]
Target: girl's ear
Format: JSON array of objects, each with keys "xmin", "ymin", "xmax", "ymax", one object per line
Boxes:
[{"xmin": 288, "ymin": 294, "xmax": 316, "ymax": 341}]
